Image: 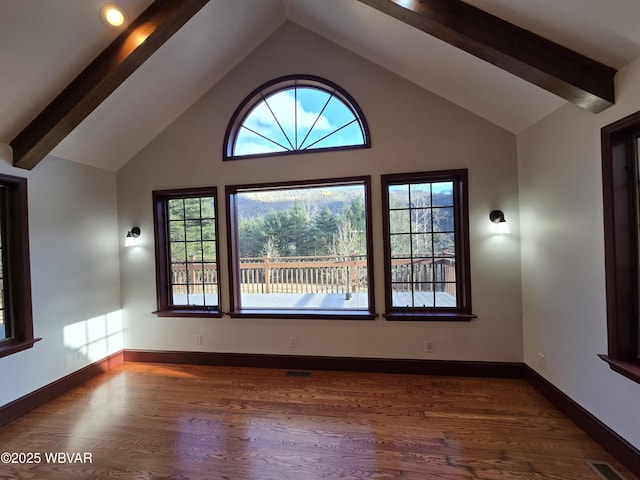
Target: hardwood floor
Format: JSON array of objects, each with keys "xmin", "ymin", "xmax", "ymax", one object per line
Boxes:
[{"xmin": 0, "ymin": 362, "xmax": 635, "ymax": 480}]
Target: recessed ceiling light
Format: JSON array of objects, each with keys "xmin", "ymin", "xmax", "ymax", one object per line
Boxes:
[{"xmin": 100, "ymin": 4, "xmax": 125, "ymax": 28}]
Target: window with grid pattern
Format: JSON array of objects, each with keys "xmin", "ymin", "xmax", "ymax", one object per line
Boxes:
[
  {"xmin": 381, "ymin": 170, "xmax": 475, "ymax": 321},
  {"xmin": 153, "ymin": 187, "xmax": 221, "ymax": 317}
]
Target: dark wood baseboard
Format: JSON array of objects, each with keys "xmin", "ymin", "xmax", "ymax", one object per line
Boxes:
[
  {"xmin": 0, "ymin": 351, "xmax": 123, "ymax": 428},
  {"xmin": 123, "ymin": 349, "xmax": 524, "ymax": 378},
  {"xmin": 524, "ymin": 366, "xmax": 640, "ymax": 477}
]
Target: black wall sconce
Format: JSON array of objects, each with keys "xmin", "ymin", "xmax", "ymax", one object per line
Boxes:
[
  {"xmin": 489, "ymin": 210, "xmax": 510, "ymax": 234},
  {"xmin": 124, "ymin": 227, "xmax": 141, "ymax": 247}
]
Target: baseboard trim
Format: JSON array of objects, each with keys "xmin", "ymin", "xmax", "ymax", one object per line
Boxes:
[
  {"xmin": 2, "ymin": 350, "xmax": 638, "ymax": 478},
  {"xmin": 0, "ymin": 351, "xmax": 123, "ymax": 428},
  {"xmin": 123, "ymin": 349, "xmax": 524, "ymax": 378},
  {"xmin": 524, "ymin": 366, "xmax": 640, "ymax": 477}
]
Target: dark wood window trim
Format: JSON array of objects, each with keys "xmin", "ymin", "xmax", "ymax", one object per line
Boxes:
[
  {"xmin": 223, "ymin": 75, "xmax": 371, "ymax": 161},
  {"xmin": 0, "ymin": 173, "xmax": 39, "ymax": 359},
  {"xmin": 381, "ymin": 169, "xmax": 476, "ymax": 322},
  {"xmin": 152, "ymin": 187, "xmax": 222, "ymax": 318},
  {"xmin": 601, "ymin": 111, "xmax": 640, "ymax": 384},
  {"xmin": 225, "ymin": 176, "xmax": 376, "ymax": 319}
]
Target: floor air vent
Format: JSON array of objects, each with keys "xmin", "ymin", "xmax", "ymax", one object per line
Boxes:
[
  {"xmin": 285, "ymin": 371, "xmax": 312, "ymax": 377},
  {"xmin": 587, "ymin": 461, "xmax": 626, "ymax": 480}
]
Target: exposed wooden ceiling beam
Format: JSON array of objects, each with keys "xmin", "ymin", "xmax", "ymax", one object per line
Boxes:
[
  {"xmin": 11, "ymin": 0, "xmax": 209, "ymax": 170},
  {"xmin": 357, "ymin": 0, "xmax": 616, "ymax": 114}
]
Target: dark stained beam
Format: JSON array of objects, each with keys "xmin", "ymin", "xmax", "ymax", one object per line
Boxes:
[
  {"xmin": 357, "ymin": 0, "xmax": 616, "ymax": 114},
  {"xmin": 11, "ymin": 0, "xmax": 209, "ymax": 170}
]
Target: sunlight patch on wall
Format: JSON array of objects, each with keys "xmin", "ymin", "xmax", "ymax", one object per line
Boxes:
[{"xmin": 63, "ymin": 310, "xmax": 123, "ymax": 362}]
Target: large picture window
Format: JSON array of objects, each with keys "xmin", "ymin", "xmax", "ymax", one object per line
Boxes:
[
  {"xmin": 0, "ymin": 173, "xmax": 37, "ymax": 358},
  {"xmin": 226, "ymin": 177, "xmax": 375, "ymax": 319},
  {"xmin": 152, "ymin": 187, "xmax": 221, "ymax": 317},
  {"xmin": 224, "ymin": 75, "xmax": 370, "ymax": 160},
  {"xmin": 381, "ymin": 170, "xmax": 474, "ymax": 321}
]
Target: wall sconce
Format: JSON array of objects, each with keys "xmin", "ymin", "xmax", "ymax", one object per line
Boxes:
[
  {"xmin": 124, "ymin": 227, "xmax": 140, "ymax": 247},
  {"xmin": 489, "ymin": 210, "xmax": 510, "ymax": 234}
]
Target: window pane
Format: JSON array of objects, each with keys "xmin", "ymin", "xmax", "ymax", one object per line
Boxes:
[
  {"xmin": 389, "ymin": 184, "xmax": 410, "ymax": 208},
  {"xmin": 411, "ymin": 208, "xmax": 432, "ymax": 232},
  {"xmin": 435, "ymin": 285, "xmax": 457, "ymax": 307},
  {"xmin": 168, "ymin": 199, "xmax": 184, "ymax": 220},
  {"xmin": 169, "ymin": 221, "xmax": 185, "ymax": 241},
  {"xmin": 413, "ymin": 283, "xmax": 435, "ymax": 307},
  {"xmin": 391, "ymin": 283, "xmax": 413, "ymax": 307},
  {"xmin": 432, "ymin": 182, "xmax": 454, "ymax": 206},
  {"xmin": 172, "ymin": 285, "xmax": 188, "ymax": 306},
  {"xmin": 234, "ymin": 128, "xmax": 288, "ymax": 156},
  {"xmin": 186, "ymin": 241, "xmax": 203, "ymax": 261},
  {"xmin": 410, "ymin": 183, "xmax": 431, "ymax": 207},
  {"xmin": 201, "ymin": 219, "xmax": 215, "ymax": 241},
  {"xmin": 202, "ymin": 242, "xmax": 217, "ymax": 262},
  {"xmin": 201, "ymin": 197, "xmax": 215, "ymax": 218},
  {"xmin": 242, "ymin": 98, "xmax": 294, "ymax": 151},
  {"xmin": 231, "ymin": 181, "xmax": 371, "ymax": 311},
  {"xmin": 307, "ymin": 122, "xmax": 364, "ymax": 150},
  {"xmin": 411, "ymin": 234, "xmax": 433, "ymax": 256},
  {"xmin": 185, "ymin": 220, "xmax": 202, "ymax": 241},
  {"xmin": 434, "ymin": 232, "xmax": 455, "ymax": 254},
  {"xmin": 296, "ymin": 88, "xmax": 333, "ymax": 149},
  {"xmin": 389, "ymin": 210, "xmax": 410, "ymax": 233},
  {"xmin": 171, "ymin": 243, "xmax": 187, "ymax": 263},
  {"xmin": 390, "ymin": 234, "xmax": 411, "ymax": 258},
  {"xmin": 433, "ymin": 207, "xmax": 454, "ymax": 232}
]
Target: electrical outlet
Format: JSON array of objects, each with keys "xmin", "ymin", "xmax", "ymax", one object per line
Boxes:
[
  {"xmin": 424, "ymin": 340, "xmax": 433, "ymax": 353},
  {"xmin": 194, "ymin": 334, "xmax": 203, "ymax": 345},
  {"xmin": 289, "ymin": 336, "xmax": 298, "ymax": 348}
]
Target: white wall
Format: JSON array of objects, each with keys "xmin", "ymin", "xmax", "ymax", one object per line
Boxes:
[
  {"xmin": 0, "ymin": 155, "xmax": 122, "ymax": 407},
  {"xmin": 518, "ymin": 58, "xmax": 640, "ymax": 448},
  {"xmin": 118, "ymin": 23, "xmax": 523, "ymax": 362}
]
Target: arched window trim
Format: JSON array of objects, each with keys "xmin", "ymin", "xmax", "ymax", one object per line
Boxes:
[{"xmin": 223, "ymin": 75, "xmax": 371, "ymax": 161}]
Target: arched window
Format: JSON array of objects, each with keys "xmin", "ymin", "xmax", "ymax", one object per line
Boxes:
[{"xmin": 224, "ymin": 75, "xmax": 370, "ymax": 160}]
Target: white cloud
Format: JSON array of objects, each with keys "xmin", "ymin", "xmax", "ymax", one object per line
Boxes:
[{"xmin": 244, "ymin": 91, "xmax": 332, "ymax": 132}]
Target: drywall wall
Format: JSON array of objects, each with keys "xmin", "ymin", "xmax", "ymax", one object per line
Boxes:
[
  {"xmin": 518, "ymin": 57, "xmax": 640, "ymax": 448},
  {"xmin": 118, "ymin": 22, "xmax": 523, "ymax": 362},
  {"xmin": 0, "ymin": 155, "xmax": 122, "ymax": 407}
]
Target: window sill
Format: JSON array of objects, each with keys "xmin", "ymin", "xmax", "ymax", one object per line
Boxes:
[
  {"xmin": 599, "ymin": 354, "xmax": 640, "ymax": 385},
  {"xmin": 153, "ymin": 309, "xmax": 223, "ymax": 318},
  {"xmin": 384, "ymin": 311, "xmax": 477, "ymax": 322},
  {"xmin": 0, "ymin": 337, "xmax": 42, "ymax": 359},
  {"xmin": 229, "ymin": 309, "xmax": 376, "ymax": 320}
]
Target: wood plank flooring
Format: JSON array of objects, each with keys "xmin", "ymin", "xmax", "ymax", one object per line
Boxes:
[{"xmin": 0, "ymin": 363, "xmax": 635, "ymax": 480}]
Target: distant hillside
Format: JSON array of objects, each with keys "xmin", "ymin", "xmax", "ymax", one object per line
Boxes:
[
  {"xmin": 236, "ymin": 186, "xmax": 363, "ymax": 219},
  {"xmin": 236, "ymin": 185, "xmax": 450, "ymax": 219}
]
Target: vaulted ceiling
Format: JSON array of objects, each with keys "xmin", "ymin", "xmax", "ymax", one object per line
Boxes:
[{"xmin": 2, "ymin": 0, "xmax": 640, "ymax": 172}]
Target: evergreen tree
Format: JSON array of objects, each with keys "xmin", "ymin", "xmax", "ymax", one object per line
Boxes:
[{"xmin": 310, "ymin": 206, "xmax": 338, "ymax": 255}]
